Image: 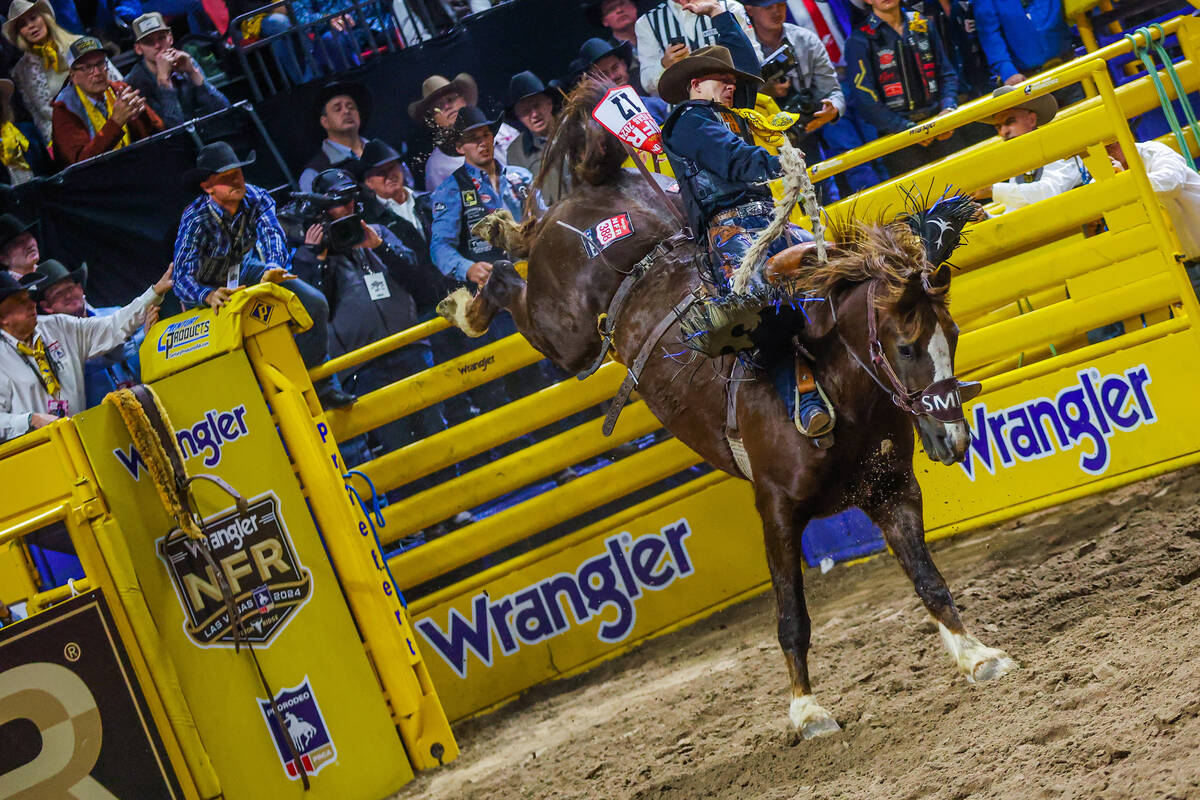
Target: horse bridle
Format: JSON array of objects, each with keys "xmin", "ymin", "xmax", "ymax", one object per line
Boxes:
[{"xmin": 833, "ymin": 280, "xmax": 981, "ymax": 423}]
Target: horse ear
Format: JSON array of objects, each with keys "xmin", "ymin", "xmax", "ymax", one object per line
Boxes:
[{"xmin": 926, "ymin": 263, "xmax": 952, "ymax": 291}]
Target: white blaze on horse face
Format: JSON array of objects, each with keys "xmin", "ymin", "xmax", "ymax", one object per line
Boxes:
[
  {"xmin": 937, "ymin": 622, "xmax": 1018, "ymax": 684},
  {"xmin": 928, "ymin": 324, "xmax": 969, "ymax": 452}
]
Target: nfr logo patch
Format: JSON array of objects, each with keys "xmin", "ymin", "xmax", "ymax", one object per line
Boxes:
[
  {"xmin": 157, "ymin": 493, "xmax": 313, "ymax": 648},
  {"xmin": 258, "ymin": 677, "xmax": 337, "ymax": 780}
]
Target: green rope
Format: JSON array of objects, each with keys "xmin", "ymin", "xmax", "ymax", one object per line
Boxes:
[
  {"xmin": 1146, "ymin": 23, "xmax": 1200, "ymax": 162},
  {"xmin": 1125, "ymin": 27, "xmax": 1196, "ymax": 169}
]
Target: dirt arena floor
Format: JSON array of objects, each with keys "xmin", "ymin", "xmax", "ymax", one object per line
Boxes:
[{"xmin": 395, "ymin": 466, "xmax": 1200, "ymax": 800}]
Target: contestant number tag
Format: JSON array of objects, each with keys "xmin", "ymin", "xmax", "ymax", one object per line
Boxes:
[
  {"xmin": 364, "ymin": 272, "xmax": 390, "ymax": 300},
  {"xmin": 592, "ymin": 86, "xmax": 664, "ymax": 154}
]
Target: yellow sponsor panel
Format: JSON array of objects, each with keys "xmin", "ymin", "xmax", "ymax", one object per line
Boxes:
[
  {"xmin": 412, "ymin": 478, "xmax": 769, "ymax": 721},
  {"xmin": 73, "ymin": 352, "xmax": 413, "ymax": 799},
  {"xmin": 919, "ymin": 332, "xmax": 1200, "ymax": 533}
]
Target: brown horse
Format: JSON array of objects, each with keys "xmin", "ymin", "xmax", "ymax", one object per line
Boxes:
[{"xmin": 440, "ymin": 77, "xmax": 1017, "ymax": 738}]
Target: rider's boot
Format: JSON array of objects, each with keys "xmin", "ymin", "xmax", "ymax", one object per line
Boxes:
[{"xmin": 795, "ymin": 390, "xmax": 831, "ymax": 436}]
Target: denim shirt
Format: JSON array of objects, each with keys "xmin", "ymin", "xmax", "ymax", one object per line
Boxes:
[{"xmin": 429, "ymin": 162, "xmax": 534, "ymax": 281}]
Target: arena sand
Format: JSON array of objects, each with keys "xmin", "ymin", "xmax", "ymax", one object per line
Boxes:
[{"xmin": 394, "ymin": 466, "xmax": 1200, "ymax": 800}]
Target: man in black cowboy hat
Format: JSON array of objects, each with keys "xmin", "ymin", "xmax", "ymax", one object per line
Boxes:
[
  {"xmin": 0, "ymin": 264, "xmax": 172, "ymax": 441},
  {"xmin": 173, "ymin": 140, "xmax": 354, "ymax": 408},
  {"xmin": 505, "ymin": 71, "xmax": 556, "ymax": 178},
  {"xmin": 574, "ymin": 37, "xmax": 669, "ymax": 123},
  {"xmin": 31, "ymin": 258, "xmax": 144, "ymax": 408},
  {"xmin": 300, "ymin": 79, "xmax": 373, "ymax": 192},
  {"xmin": 409, "ymin": 72, "xmax": 520, "ymax": 193},
  {"xmin": 0, "ymin": 214, "xmax": 40, "ymax": 279},
  {"xmin": 660, "ymin": 0, "xmax": 829, "ymax": 436}
]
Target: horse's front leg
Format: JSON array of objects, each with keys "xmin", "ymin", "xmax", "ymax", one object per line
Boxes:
[
  {"xmin": 756, "ymin": 488, "xmax": 842, "ymax": 739},
  {"xmin": 865, "ymin": 474, "xmax": 1018, "ymax": 684}
]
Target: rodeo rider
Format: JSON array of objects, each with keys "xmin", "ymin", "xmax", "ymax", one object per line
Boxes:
[{"xmin": 658, "ymin": 0, "xmax": 830, "ymax": 437}]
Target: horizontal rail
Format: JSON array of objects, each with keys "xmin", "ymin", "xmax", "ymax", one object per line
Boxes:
[
  {"xmin": 309, "ymin": 317, "xmax": 450, "ymax": 381},
  {"xmin": 27, "ymin": 578, "xmax": 92, "ymax": 614},
  {"xmin": 0, "ymin": 504, "xmax": 69, "ymax": 548},
  {"xmin": 325, "ymin": 333, "xmax": 544, "ymax": 442},
  {"xmin": 353, "ymin": 361, "xmax": 626, "ymax": 496},
  {"xmin": 380, "ymin": 403, "xmax": 662, "ymax": 540},
  {"xmin": 387, "ymin": 438, "xmax": 703, "ymax": 590}
]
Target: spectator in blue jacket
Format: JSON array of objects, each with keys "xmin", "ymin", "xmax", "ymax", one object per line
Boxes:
[
  {"xmin": 844, "ymin": 0, "xmax": 960, "ymax": 176},
  {"xmin": 95, "ymin": 0, "xmax": 211, "ymax": 38},
  {"xmin": 972, "ymin": 0, "xmax": 1072, "ymax": 87}
]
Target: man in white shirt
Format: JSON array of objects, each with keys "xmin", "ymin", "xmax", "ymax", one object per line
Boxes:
[
  {"xmin": 0, "ymin": 265, "xmax": 172, "ymax": 441},
  {"xmin": 1107, "ymin": 138, "xmax": 1200, "ymax": 263},
  {"xmin": 975, "ymin": 85, "xmax": 1087, "ymax": 212},
  {"xmin": 636, "ymin": 0, "xmax": 761, "ymax": 96}
]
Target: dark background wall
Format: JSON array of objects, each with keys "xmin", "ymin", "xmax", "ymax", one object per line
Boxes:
[{"xmin": 4, "ymin": 0, "xmax": 602, "ymax": 307}]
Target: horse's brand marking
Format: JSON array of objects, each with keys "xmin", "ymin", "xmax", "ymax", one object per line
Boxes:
[
  {"xmin": 257, "ymin": 676, "xmax": 337, "ymax": 780},
  {"xmin": 458, "ymin": 354, "xmax": 496, "ymax": 375},
  {"xmin": 157, "ymin": 493, "xmax": 314, "ymax": 648},
  {"xmin": 113, "ymin": 404, "xmax": 249, "ymax": 478},
  {"xmin": 416, "ymin": 521, "xmax": 695, "ymax": 678},
  {"xmin": 960, "ymin": 366, "xmax": 1156, "ymax": 479}
]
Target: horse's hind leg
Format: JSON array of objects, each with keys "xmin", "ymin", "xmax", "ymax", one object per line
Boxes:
[
  {"xmin": 757, "ymin": 488, "xmax": 842, "ymax": 739},
  {"xmin": 865, "ymin": 476, "xmax": 1017, "ymax": 684}
]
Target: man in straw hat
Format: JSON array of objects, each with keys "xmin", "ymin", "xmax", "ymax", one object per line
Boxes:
[
  {"xmin": 0, "ymin": 263, "xmax": 172, "ymax": 441},
  {"xmin": 173, "ymin": 140, "xmax": 354, "ymax": 408},
  {"xmin": 30, "ymin": 258, "xmax": 145, "ymax": 408},
  {"xmin": 660, "ymin": 0, "xmax": 829, "ymax": 437},
  {"xmin": 409, "ymin": 72, "xmax": 518, "ymax": 192},
  {"xmin": 973, "ymin": 85, "xmax": 1086, "ymax": 212},
  {"xmin": 51, "ymin": 35, "xmax": 162, "ymax": 165}
]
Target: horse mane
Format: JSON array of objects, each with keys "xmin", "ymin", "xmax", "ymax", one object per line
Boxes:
[
  {"xmin": 534, "ymin": 73, "xmax": 627, "ymax": 199},
  {"xmin": 785, "ymin": 218, "xmax": 950, "ymax": 340}
]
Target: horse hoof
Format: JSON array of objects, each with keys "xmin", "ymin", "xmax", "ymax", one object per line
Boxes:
[
  {"xmin": 436, "ymin": 287, "xmax": 488, "ymax": 338},
  {"xmin": 970, "ymin": 652, "xmax": 1018, "ymax": 683},
  {"xmin": 789, "ymin": 696, "xmax": 842, "ymax": 739}
]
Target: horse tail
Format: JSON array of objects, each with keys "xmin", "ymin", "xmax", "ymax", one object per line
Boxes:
[{"xmin": 535, "ymin": 72, "xmax": 626, "ymax": 198}]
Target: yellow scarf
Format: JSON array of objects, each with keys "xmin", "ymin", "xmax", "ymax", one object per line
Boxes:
[
  {"xmin": 0, "ymin": 121, "xmax": 29, "ymax": 169},
  {"xmin": 32, "ymin": 41, "xmax": 61, "ymax": 73},
  {"xmin": 17, "ymin": 338, "xmax": 61, "ymax": 396},
  {"xmin": 75, "ymin": 83, "xmax": 131, "ymax": 149}
]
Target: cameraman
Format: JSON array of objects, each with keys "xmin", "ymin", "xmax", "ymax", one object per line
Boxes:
[
  {"xmin": 290, "ymin": 168, "xmax": 447, "ymax": 480},
  {"xmin": 747, "ymin": 0, "xmax": 842, "ymax": 138}
]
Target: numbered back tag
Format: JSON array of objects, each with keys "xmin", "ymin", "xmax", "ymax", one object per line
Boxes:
[{"xmin": 591, "ymin": 86, "xmax": 664, "ymax": 155}]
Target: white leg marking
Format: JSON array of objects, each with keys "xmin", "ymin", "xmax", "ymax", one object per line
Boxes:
[
  {"xmin": 928, "ymin": 323, "xmax": 969, "ymax": 453},
  {"xmin": 436, "ymin": 287, "xmax": 488, "ymax": 337},
  {"xmin": 789, "ymin": 695, "xmax": 842, "ymax": 739},
  {"xmin": 937, "ymin": 621, "xmax": 1018, "ymax": 684}
]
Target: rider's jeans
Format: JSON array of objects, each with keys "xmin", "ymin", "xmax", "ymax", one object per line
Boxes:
[{"xmin": 705, "ymin": 209, "xmax": 813, "ymax": 292}]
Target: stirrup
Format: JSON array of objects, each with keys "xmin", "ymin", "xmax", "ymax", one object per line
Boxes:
[{"xmin": 794, "ymin": 380, "xmax": 836, "ymax": 440}]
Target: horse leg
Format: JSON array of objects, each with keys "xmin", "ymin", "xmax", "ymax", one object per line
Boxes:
[
  {"xmin": 757, "ymin": 488, "xmax": 842, "ymax": 739},
  {"xmin": 866, "ymin": 478, "xmax": 1017, "ymax": 684},
  {"xmin": 436, "ymin": 260, "xmax": 529, "ymax": 338}
]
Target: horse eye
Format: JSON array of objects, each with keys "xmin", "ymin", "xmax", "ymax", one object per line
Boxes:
[{"xmin": 897, "ymin": 343, "xmax": 916, "ymax": 359}]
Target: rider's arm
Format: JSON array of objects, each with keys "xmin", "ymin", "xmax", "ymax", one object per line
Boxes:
[
  {"xmin": 429, "ymin": 180, "xmax": 474, "ymax": 282},
  {"xmin": 670, "ymin": 105, "xmax": 781, "ymax": 185},
  {"xmin": 709, "ymin": 10, "xmax": 761, "ymax": 110},
  {"xmin": 844, "ymin": 34, "xmax": 912, "ymax": 136}
]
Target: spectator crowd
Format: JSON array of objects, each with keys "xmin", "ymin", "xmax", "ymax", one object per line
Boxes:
[{"xmin": 0, "ymin": 0, "xmax": 1197, "ymax": 500}]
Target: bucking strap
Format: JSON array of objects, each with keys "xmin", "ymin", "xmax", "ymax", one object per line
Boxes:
[
  {"xmin": 602, "ymin": 293, "xmax": 698, "ymax": 436},
  {"xmin": 725, "ymin": 358, "xmax": 754, "ymax": 480},
  {"xmin": 578, "ymin": 229, "xmax": 695, "ymax": 380}
]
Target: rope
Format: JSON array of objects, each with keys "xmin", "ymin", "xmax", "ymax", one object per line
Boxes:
[
  {"xmin": 731, "ymin": 139, "xmax": 826, "ymax": 294},
  {"xmin": 1125, "ymin": 26, "xmax": 1200, "ymax": 170}
]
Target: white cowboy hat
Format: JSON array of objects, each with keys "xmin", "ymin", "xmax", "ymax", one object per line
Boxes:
[{"xmin": 3, "ymin": 0, "xmax": 55, "ymax": 47}]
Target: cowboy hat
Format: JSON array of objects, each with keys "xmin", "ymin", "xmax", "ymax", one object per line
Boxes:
[
  {"xmin": 408, "ymin": 73, "xmax": 478, "ymax": 122},
  {"xmin": 657, "ymin": 44, "xmax": 763, "ymax": 105},
  {"xmin": 350, "ymin": 138, "xmax": 403, "ymax": 179},
  {"xmin": 315, "ymin": 79, "xmax": 372, "ymax": 125},
  {"xmin": 29, "ymin": 258, "xmax": 87, "ymax": 298},
  {"xmin": 2, "ymin": 0, "xmax": 54, "ymax": 47},
  {"xmin": 0, "ymin": 270, "xmax": 43, "ymax": 302},
  {"xmin": 988, "ymin": 85, "xmax": 1058, "ymax": 127},
  {"xmin": 577, "ymin": 36, "xmax": 632, "ymax": 68},
  {"xmin": 448, "ymin": 106, "xmax": 502, "ymax": 146},
  {"xmin": 183, "ymin": 141, "xmax": 256, "ymax": 186},
  {"xmin": 506, "ymin": 71, "xmax": 556, "ymax": 113},
  {"xmin": 0, "ymin": 214, "xmax": 36, "ymax": 250}
]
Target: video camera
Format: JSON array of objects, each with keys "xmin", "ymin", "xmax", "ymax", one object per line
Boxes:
[
  {"xmin": 760, "ymin": 43, "xmax": 824, "ymax": 123},
  {"xmin": 278, "ymin": 169, "xmax": 368, "ymax": 253}
]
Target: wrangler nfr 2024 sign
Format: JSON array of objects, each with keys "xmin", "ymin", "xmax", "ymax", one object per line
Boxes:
[{"xmin": 157, "ymin": 492, "xmax": 313, "ymax": 647}]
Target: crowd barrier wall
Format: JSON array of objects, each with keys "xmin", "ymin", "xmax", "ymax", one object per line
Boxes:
[
  {"xmin": 0, "ymin": 286, "xmax": 456, "ymax": 797},
  {"xmin": 297, "ymin": 17, "xmax": 1200, "ymax": 724}
]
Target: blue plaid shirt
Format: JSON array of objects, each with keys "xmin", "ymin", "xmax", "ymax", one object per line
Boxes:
[{"xmin": 173, "ymin": 184, "xmax": 290, "ymax": 308}]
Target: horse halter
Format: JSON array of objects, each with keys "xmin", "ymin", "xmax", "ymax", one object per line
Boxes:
[{"xmin": 840, "ymin": 280, "xmax": 981, "ymax": 423}]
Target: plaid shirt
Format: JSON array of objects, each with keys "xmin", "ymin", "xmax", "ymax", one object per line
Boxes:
[{"xmin": 173, "ymin": 184, "xmax": 290, "ymax": 308}]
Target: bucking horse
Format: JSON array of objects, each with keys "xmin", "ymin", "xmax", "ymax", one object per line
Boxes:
[{"xmin": 438, "ymin": 76, "xmax": 1017, "ymax": 739}]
